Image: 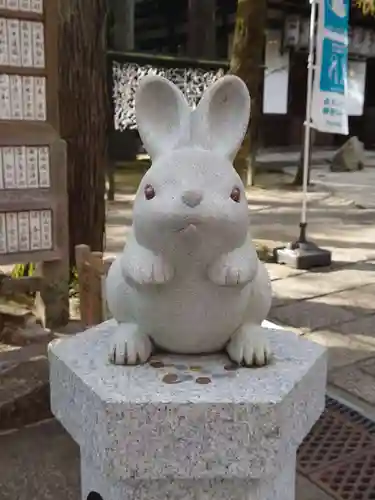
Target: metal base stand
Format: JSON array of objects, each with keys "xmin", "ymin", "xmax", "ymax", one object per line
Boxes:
[
  {"xmin": 274, "ymin": 223, "xmax": 332, "ymax": 270},
  {"xmin": 274, "ymin": 0, "xmax": 332, "ymax": 271}
]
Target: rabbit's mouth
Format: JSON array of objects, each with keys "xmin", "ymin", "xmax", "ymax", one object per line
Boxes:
[
  {"xmin": 177, "ymin": 223, "xmax": 198, "ymax": 234},
  {"xmin": 174, "ymin": 216, "xmax": 202, "ymax": 233},
  {"xmin": 175, "ymin": 218, "xmax": 201, "ymax": 234}
]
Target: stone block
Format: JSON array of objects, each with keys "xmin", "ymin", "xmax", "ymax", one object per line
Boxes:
[
  {"xmin": 331, "ymin": 136, "xmax": 365, "ymax": 172},
  {"xmin": 49, "ymin": 320, "xmax": 327, "ymax": 500}
]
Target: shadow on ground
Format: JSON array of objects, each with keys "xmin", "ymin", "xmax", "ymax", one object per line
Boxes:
[{"xmin": 0, "ymin": 419, "xmax": 80, "ymax": 500}]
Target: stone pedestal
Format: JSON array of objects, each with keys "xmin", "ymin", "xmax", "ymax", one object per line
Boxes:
[{"xmin": 48, "ymin": 320, "xmax": 327, "ymax": 500}]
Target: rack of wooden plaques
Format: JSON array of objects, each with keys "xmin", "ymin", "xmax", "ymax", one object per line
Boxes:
[{"xmin": 0, "ymin": 0, "xmax": 68, "ymax": 268}]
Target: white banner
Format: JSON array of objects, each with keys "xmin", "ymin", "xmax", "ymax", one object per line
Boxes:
[{"xmin": 311, "ymin": 0, "xmax": 349, "ymax": 135}]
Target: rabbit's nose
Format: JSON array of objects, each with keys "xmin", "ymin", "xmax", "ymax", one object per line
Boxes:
[{"xmin": 181, "ymin": 190, "xmax": 203, "ymax": 208}]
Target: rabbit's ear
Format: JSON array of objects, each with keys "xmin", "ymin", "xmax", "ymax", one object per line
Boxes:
[
  {"xmin": 193, "ymin": 75, "xmax": 251, "ymax": 161},
  {"xmin": 135, "ymin": 75, "xmax": 191, "ymax": 160}
]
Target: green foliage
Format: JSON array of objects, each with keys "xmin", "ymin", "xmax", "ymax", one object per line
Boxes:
[{"xmin": 11, "ymin": 262, "xmax": 36, "ymax": 278}]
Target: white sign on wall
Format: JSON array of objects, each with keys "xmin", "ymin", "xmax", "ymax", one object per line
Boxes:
[
  {"xmin": 263, "ymin": 30, "xmax": 290, "ymax": 115},
  {"xmin": 347, "ymin": 60, "xmax": 366, "ymax": 116}
]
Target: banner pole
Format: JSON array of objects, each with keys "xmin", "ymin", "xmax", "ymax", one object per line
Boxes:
[
  {"xmin": 300, "ymin": 0, "xmax": 318, "ymax": 231},
  {"xmin": 273, "ymin": 0, "xmax": 332, "ymax": 269}
]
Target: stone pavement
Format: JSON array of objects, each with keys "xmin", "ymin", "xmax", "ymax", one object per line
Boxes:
[
  {"xmin": 268, "ymin": 260, "xmax": 375, "ymax": 419},
  {"xmin": 257, "ymin": 146, "xmax": 375, "ymax": 170},
  {"xmin": 313, "ymin": 166, "xmax": 375, "ymax": 209}
]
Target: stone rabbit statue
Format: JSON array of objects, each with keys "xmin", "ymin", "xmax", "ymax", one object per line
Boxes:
[{"xmin": 106, "ymin": 75, "xmax": 273, "ymax": 366}]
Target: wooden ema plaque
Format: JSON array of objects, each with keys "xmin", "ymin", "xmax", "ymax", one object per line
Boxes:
[
  {"xmin": 0, "ymin": 0, "xmax": 69, "ymax": 326},
  {"xmin": 0, "ymin": 0, "xmax": 65, "ymax": 264}
]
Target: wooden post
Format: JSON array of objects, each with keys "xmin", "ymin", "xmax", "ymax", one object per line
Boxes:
[
  {"xmin": 90, "ymin": 251, "xmax": 104, "ymax": 326},
  {"xmin": 75, "ymin": 245, "xmax": 115, "ymax": 328},
  {"xmin": 75, "ymin": 244, "xmax": 92, "ymax": 328},
  {"xmin": 187, "ymin": 0, "xmax": 217, "ymax": 59},
  {"xmin": 101, "ymin": 257, "xmax": 114, "ymax": 322},
  {"xmin": 40, "ymin": 139, "xmax": 70, "ymax": 328},
  {"xmin": 44, "ymin": 4, "xmax": 70, "ymax": 328},
  {"xmin": 110, "ymin": 0, "xmax": 135, "ymax": 51}
]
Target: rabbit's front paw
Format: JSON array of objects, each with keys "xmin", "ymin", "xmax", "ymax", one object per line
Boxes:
[
  {"xmin": 124, "ymin": 253, "xmax": 174, "ymax": 285},
  {"xmin": 109, "ymin": 324, "xmax": 152, "ymax": 365},
  {"xmin": 149, "ymin": 257, "xmax": 174, "ymax": 284},
  {"xmin": 227, "ymin": 325, "xmax": 271, "ymax": 367},
  {"xmin": 208, "ymin": 256, "xmax": 257, "ymax": 286}
]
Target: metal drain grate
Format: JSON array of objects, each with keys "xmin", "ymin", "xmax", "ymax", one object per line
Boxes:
[
  {"xmin": 297, "ymin": 411, "xmax": 375, "ymax": 474},
  {"xmin": 310, "ymin": 451, "xmax": 375, "ymax": 500},
  {"xmin": 325, "ymin": 397, "xmax": 375, "ymax": 434},
  {"xmin": 298, "ymin": 396, "xmax": 375, "ymax": 500}
]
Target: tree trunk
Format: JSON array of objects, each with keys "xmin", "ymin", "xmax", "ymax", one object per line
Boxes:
[
  {"xmin": 58, "ymin": 0, "xmax": 108, "ymax": 267},
  {"xmin": 229, "ymin": 0, "xmax": 267, "ymax": 186}
]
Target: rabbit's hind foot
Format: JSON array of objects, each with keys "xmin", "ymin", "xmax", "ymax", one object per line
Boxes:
[
  {"xmin": 109, "ymin": 323, "xmax": 152, "ymax": 365},
  {"xmin": 227, "ymin": 324, "xmax": 272, "ymax": 367}
]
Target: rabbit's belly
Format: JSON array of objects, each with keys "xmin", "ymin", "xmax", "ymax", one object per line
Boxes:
[{"xmin": 133, "ymin": 283, "xmax": 250, "ymax": 353}]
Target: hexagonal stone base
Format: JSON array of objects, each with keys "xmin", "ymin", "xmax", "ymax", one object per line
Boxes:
[
  {"xmin": 48, "ymin": 320, "xmax": 327, "ymax": 500},
  {"xmin": 81, "ymin": 456, "xmax": 297, "ymax": 500}
]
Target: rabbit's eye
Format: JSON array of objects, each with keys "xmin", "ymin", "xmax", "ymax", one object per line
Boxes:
[
  {"xmin": 144, "ymin": 184, "xmax": 155, "ymax": 200},
  {"xmin": 230, "ymin": 187, "xmax": 241, "ymax": 203}
]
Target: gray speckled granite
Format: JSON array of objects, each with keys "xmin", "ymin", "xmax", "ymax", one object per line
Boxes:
[
  {"xmin": 81, "ymin": 454, "xmax": 296, "ymax": 500},
  {"xmin": 48, "ymin": 320, "xmax": 327, "ymax": 500}
]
